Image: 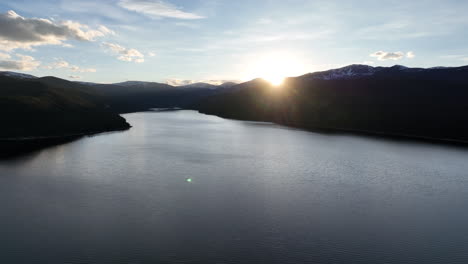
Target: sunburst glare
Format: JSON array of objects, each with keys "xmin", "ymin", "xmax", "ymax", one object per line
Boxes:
[{"xmin": 242, "ymin": 52, "xmax": 308, "ymax": 86}]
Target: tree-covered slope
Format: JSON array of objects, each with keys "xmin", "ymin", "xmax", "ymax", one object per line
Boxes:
[
  {"xmin": 0, "ymin": 75, "xmax": 130, "ymax": 138},
  {"xmin": 192, "ymin": 65, "xmax": 468, "ymax": 142}
]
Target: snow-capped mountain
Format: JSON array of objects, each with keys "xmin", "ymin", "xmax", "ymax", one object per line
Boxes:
[
  {"xmin": 176, "ymin": 82, "xmax": 240, "ymax": 89},
  {"xmin": 303, "ymin": 64, "xmax": 377, "ymax": 80},
  {"xmin": 178, "ymin": 82, "xmax": 218, "ymax": 89},
  {"xmin": 0, "ymin": 71, "xmax": 37, "ymax": 79},
  {"xmin": 113, "ymin": 81, "xmax": 164, "ymax": 87},
  {"xmin": 75, "ymin": 81, "xmax": 102, "ymax": 86},
  {"xmin": 300, "ymin": 64, "xmax": 461, "ymax": 81},
  {"xmin": 218, "ymin": 82, "xmax": 239, "ymax": 89}
]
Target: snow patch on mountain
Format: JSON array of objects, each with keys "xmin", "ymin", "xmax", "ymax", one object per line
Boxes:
[
  {"xmin": 0, "ymin": 71, "xmax": 37, "ymax": 79},
  {"xmin": 303, "ymin": 64, "xmax": 376, "ymax": 80}
]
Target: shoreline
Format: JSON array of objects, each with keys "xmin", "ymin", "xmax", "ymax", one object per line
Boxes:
[
  {"xmin": 3, "ymin": 108, "xmax": 468, "ymax": 159},
  {"xmin": 0, "ymin": 126, "xmax": 130, "ymax": 159},
  {"xmin": 195, "ymin": 110, "xmax": 468, "ymax": 147}
]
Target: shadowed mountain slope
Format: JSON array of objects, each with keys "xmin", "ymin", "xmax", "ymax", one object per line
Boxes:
[
  {"xmin": 0, "ymin": 74, "xmax": 130, "ymax": 139},
  {"xmin": 192, "ymin": 65, "xmax": 468, "ymax": 142}
]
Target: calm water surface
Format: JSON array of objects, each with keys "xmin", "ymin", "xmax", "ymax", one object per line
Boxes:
[{"xmin": 1, "ymin": 110, "xmax": 468, "ymax": 264}]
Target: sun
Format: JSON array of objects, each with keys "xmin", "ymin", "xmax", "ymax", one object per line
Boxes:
[
  {"xmin": 242, "ymin": 51, "xmax": 308, "ymax": 86},
  {"xmin": 262, "ymin": 71, "xmax": 287, "ymax": 86}
]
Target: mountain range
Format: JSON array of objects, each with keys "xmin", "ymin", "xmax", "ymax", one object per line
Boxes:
[
  {"xmin": 302, "ymin": 64, "xmax": 468, "ymax": 81},
  {"xmin": 1, "ymin": 64, "xmax": 468, "ymax": 155},
  {"xmin": 193, "ymin": 64, "xmax": 468, "ymax": 142}
]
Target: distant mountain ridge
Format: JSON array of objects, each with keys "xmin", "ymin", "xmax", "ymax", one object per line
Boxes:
[
  {"xmin": 3, "ymin": 63, "xmax": 468, "ymax": 144},
  {"xmin": 0, "ymin": 74, "xmax": 130, "ymax": 140},
  {"xmin": 178, "ymin": 82, "xmax": 219, "ymax": 89},
  {"xmin": 0, "ymin": 71, "xmax": 38, "ymax": 79},
  {"xmin": 193, "ymin": 64, "xmax": 468, "ymax": 143},
  {"xmin": 301, "ymin": 64, "xmax": 468, "ymax": 81},
  {"xmin": 111, "ymin": 81, "xmax": 172, "ymax": 89},
  {"xmin": 5, "ymin": 63, "xmax": 468, "ymax": 156},
  {"xmin": 5, "ymin": 64, "xmax": 467, "ymax": 86},
  {"xmin": 110, "ymin": 80, "xmax": 239, "ymax": 90},
  {"xmin": 72, "ymin": 80, "xmax": 241, "ymax": 113},
  {"xmin": 0, "ymin": 71, "xmax": 240, "ymax": 90}
]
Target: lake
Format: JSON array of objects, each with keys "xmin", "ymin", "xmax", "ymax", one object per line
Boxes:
[{"xmin": 1, "ymin": 110, "xmax": 468, "ymax": 264}]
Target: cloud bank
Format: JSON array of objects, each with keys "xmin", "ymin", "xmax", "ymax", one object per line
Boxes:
[
  {"xmin": 0, "ymin": 53, "xmax": 40, "ymax": 71},
  {"xmin": 118, "ymin": 0, "xmax": 204, "ymax": 19},
  {"xmin": 0, "ymin": 10, "xmax": 112, "ymax": 51}
]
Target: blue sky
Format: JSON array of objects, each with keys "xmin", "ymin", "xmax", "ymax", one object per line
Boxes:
[{"xmin": 0, "ymin": 0, "xmax": 467, "ymax": 84}]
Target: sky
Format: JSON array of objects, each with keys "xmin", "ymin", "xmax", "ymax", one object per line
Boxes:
[{"xmin": 0, "ymin": 0, "xmax": 468, "ymax": 84}]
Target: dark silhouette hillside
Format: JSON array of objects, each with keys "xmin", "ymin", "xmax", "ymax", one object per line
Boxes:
[
  {"xmin": 2, "ymin": 64, "xmax": 468, "ymax": 156},
  {"xmin": 192, "ymin": 65, "xmax": 468, "ymax": 142},
  {"xmin": 0, "ymin": 73, "xmax": 237, "ymax": 156},
  {"xmin": 0, "ymin": 75, "xmax": 130, "ymax": 139}
]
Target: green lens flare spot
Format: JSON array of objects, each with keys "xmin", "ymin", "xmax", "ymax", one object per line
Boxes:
[{"xmin": 186, "ymin": 178, "xmax": 193, "ymax": 183}]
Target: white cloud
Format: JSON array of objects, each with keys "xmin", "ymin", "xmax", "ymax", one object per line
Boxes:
[
  {"xmin": 0, "ymin": 52, "xmax": 11, "ymax": 60},
  {"xmin": 406, "ymin": 51, "xmax": 415, "ymax": 58},
  {"xmin": 370, "ymin": 51, "xmax": 405, "ymax": 61},
  {"xmin": 147, "ymin": 51, "xmax": 156, "ymax": 57},
  {"xmin": 166, "ymin": 79, "xmax": 194, "ymax": 86},
  {"xmin": 98, "ymin": 25, "xmax": 116, "ymax": 35},
  {"xmin": 43, "ymin": 59, "xmax": 96, "ymax": 72},
  {"xmin": 49, "ymin": 60, "xmax": 70, "ymax": 69},
  {"xmin": 0, "ymin": 53, "xmax": 40, "ymax": 71},
  {"xmin": 103, "ymin": 42, "xmax": 144, "ymax": 63},
  {"xmin": 68, "ymin": 75, "xmax": 81, "ymax": 79},
  {"xmin": 70, "ymin": 66, "xmax": 97, "ymax": 73},
  {"xmin": 118, "ymin": 0, "xmax": 205, "ymax": 19},
  {"xmin": 0, "ymin": 10, "xmax": 113, "ymax": 51}
]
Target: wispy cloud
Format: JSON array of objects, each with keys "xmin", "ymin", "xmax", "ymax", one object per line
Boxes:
[
  {"xmin": 97, "ymin": 25, "xmax": 116, "ymax": 36},
  {"xmin": 45, "ymin": 60, "xmax": 70, "ymax": 69},
  {"xmin": 43, "ymin": 59, "xmax": 96, "ymax": 72},
  {"xmin": 0, "ymin": 53, "xmax": 40, "ymax": 71},
  {"xmin": 0, "ymin": 10, "xmax": 112, "ymax": 51},
  {"xmin": 70, "ymin": 66, "xmax": 96, "ymax": 73},
  {"xmin": 0, "ymin": 52, "xmax": 10, "ymax": 60},
  {"xmin": 406, "ymin": 51, "xmax": 415, "ymax": 59},
  {"xmin": 58, "ymin": 0, "xmax": 133, "ymax": 22},
  {"xmin": 102, "ymin": 42, "xmax": 144, "ymax": 63},
  {"xmin": 370, "ymin": 51, "xmax": 405, "ymax": 61},
  {"xmin": 357, "ymin": 21, "xmax": 422, "ymax": 40},
  {"xmin": 118, "ymin": 0, "xmax": 204, "ymax": 19}
]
